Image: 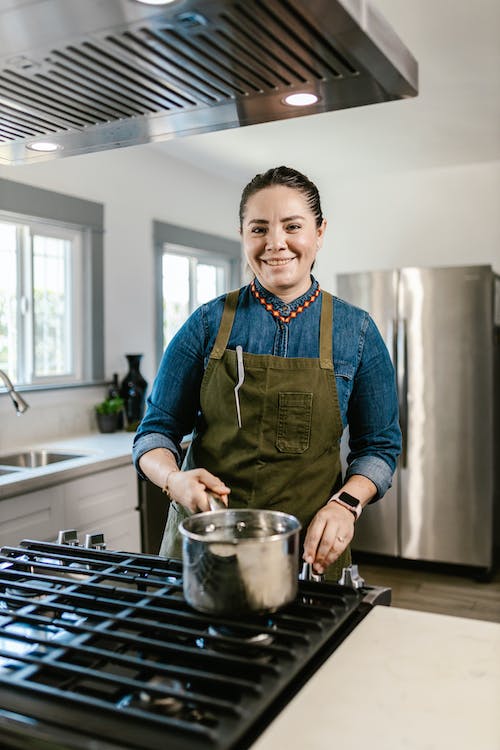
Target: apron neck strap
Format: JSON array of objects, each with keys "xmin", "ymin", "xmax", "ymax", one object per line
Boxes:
[
  {"xmin": 319, "ymin": 291, "xmax": 334, "ymax": 370},
  {"xmin": 210, "ymin": 288, "xmax": 334, "ymax": 366},
  {"xmin": 210, "ymin": 289, "xmax": 240, "ymax": 359}
]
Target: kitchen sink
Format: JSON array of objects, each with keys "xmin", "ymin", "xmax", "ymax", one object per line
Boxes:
[
  {"xmin": 0, "ymin": 467, "xmax": 20, "ymax": 475},
  {"xmin": 0, "ymin": 450, "xmax": 87, "ymax": 468}
]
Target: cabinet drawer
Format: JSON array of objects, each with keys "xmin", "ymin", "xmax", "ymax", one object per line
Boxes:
[
  {"xmin": 76, "ymin": 510, "xmax": 141, "ymax": 553},
  {"xmin": 62, "ymin": 464, "xmax": 140, "ymax": 551},
  {"xmin": 63, "ymin": 465, "xmax": 137, "ymax": 528},
  {"xmin": 0, "ymin": 487, "xmax": 64, "ymax": 546}
]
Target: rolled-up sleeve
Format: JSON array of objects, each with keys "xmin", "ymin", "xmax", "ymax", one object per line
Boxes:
[
  {"xmin": 345, "ymin": 314, "xmax": 401, "ymax": 499},
  {"xmin": 132, "ymin": 307, "xmax": 206, "ymax": 477}
]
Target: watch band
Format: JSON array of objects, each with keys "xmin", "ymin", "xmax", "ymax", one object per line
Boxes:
[{"xmin": 328, "ymin": 491, "xmax": 363, "ymax": 520}]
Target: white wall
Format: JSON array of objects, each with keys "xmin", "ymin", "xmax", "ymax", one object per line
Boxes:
[
  {"xmin": 315, "ymin": 160, "xmax": 500, "ymax": 291},
  {"xmin": 0, "ymin": 386, "xmax": 100, "ymax": 453},
  {"xmin": 1, "ymin": 146, "xmax": 499, "ymax": 448}
]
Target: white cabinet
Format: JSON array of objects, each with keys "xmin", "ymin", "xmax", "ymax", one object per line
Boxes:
[
  {"xmin": 63, "ymin": 465, "xmax": 140, "ymax": 552},
  {"xmin": 0, "ymin": 464, "xmax": 140, "ymax": 552},
  {"xmin": 0, "ymin": 485, "xmax": 64, "ymax": 546}
]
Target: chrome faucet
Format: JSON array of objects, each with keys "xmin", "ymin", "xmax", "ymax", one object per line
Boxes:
[{"xmin": 0, "ymin": 369, "xmax": 29, "ymax": 415}]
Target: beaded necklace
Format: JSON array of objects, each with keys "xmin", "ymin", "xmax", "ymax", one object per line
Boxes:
[{"xmin": 251, "ymin": 280, "xmax": 321, "ymax": 324}]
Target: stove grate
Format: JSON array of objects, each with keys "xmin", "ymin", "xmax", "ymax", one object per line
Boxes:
[{"xmin": 0, "ymin": 540, "xmax": 364, "ymax": 750}]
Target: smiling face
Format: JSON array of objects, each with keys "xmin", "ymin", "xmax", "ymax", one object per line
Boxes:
[{"xmin": 241, "ymin": 185, "xmax": 327, "ymax": 302}]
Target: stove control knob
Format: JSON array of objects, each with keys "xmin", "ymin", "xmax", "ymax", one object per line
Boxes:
[
  {"xmin": 57, "ymin": 529, "xmax": 80, "ymax": 546},
  {"xmin": 299, "ymin": 561, "xmax": 324, "ymax": 582},
  {"xmin": 338, "ymin": 564, "xmax": 365, "ymax": 589},
  {"xmin": 84, "ymin": 532, "xmax": 106, "ymax": 550}
]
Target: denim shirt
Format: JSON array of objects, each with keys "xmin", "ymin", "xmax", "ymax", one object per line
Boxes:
[{"xmin": 133, "ymin": 277, "xmax": 401, "ymax": 499}]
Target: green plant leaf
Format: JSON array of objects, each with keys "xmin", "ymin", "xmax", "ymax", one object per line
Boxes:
[{"xmin": 95, "ymin": 396, "xmax": 124, "ymax": 415}]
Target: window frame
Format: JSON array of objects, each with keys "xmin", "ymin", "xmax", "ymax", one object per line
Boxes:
[
  {"xmin": 154, "ymin": 221, "xmax": 241, "ymax": 365},
  {"xmin": 0, "ymin": 177, "xmax": 104, "ymax": 392}
]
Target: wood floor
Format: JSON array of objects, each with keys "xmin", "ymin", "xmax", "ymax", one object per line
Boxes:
[{"xmin": 353, "ymin": 555, "xmax": 500, "ymax": 623}]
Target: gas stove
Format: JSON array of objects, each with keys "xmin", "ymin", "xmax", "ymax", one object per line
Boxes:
[{"xmin": 0, "ymin": 533, "xmax": 390, "ymax": 750}]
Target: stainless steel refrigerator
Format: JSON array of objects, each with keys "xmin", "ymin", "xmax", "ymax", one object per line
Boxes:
[{"xmin": 337, "ymin": 265, "xmax": 500, "ymax": 573}]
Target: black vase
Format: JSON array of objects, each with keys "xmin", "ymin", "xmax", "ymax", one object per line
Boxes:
[{"xmin": 120, "ymin": 354, "xmax": 148, "ymax": 432}]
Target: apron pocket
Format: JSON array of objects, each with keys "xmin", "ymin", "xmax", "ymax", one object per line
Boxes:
[{"xmin": 276, "ymin": 392, "xmax": 313, "ymax": 453}]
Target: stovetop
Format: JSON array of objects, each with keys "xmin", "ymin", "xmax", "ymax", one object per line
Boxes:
[{"xmin": 0, "ymin": 538, "xmax": 389, "ymax": 750}]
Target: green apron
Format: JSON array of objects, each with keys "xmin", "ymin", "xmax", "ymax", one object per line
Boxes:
[{"xmin": 160, "ymin": 289, "xmax": 351, "ymax": 581}]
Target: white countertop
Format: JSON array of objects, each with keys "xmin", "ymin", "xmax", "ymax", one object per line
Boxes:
[
  {"xmin": 251, "ymin": 605, "xmax": 500, "ymax": 750},
  {"xmin": 0, "ymin": 432, "xmax": 135, "ymax": 499}
]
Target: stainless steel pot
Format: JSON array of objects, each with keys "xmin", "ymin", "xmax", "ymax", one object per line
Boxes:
[{"xmin": 179, "ymin": 499, "xmax": 302, "ymax": 615}]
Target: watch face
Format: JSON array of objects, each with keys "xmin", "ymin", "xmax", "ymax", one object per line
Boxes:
[{"xmin": 339, "ymin": 492, "xmax": 360, "ymax": 508}]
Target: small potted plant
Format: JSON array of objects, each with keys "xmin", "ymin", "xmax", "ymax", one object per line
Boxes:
[{"xmin": 95, "ymin": 396, "xmax": 124, "ymax": 433}]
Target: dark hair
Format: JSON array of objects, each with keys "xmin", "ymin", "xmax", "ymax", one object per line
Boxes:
[{"xmin": 239, "ymin": 166, "xmax": 324, "ymax": 230}]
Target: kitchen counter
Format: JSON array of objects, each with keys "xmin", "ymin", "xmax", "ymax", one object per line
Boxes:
[
  {"xmin": 0, "ymin": 432, "xmax": 135, "ymax": 500},
  {"xmin": 252, "ymin": 605, "xmax": 500, "ymax": 750}
]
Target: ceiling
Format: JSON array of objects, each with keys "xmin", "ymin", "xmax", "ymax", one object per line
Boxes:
[{"xmin": 150, "ymin": 0, "xmax": 500, "ymax": 184}]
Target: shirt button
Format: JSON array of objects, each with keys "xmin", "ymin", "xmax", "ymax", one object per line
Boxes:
[{"xmin": 281, "ymin": 305, "xmax": 290, "ymax": 315}]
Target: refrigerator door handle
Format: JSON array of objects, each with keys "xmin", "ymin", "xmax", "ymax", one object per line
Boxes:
[{"xmin": 397, "ymin": 319, "xmax": 408, "ymax": 468}]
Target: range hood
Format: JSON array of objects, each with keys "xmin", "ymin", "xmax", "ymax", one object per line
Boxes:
[{"xmin": 0, "ymin": 0, "xmax": 418, "ymax": 165}]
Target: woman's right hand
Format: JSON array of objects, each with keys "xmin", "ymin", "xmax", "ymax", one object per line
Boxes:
[
  {"xmin": 139, "ymin": 448, "xmax": 230, "ymax": 513},
  {"xmin": 166, "ymin": 468, "xmax": 230, "ymax": 513}
]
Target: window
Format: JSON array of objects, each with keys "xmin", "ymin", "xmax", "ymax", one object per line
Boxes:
[
  {"xmin": 162, "ymin": 244, "xmax": 231, "ymax": 348},
  {"xmin": 0, "ymin": 178, "xmax": 104, "ymax": 389},
  {"xmin": 0, "ymin": 215, "xmax": 85, "ymax": 385},
  {"xmin": 154, "ymin": 222, "xmax": 241, "ymax": 363}
]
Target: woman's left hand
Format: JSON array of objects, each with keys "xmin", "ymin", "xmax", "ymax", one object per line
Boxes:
[{"xmin": 303, "ymin": 503, "xmax": 355, "ymax": 574}]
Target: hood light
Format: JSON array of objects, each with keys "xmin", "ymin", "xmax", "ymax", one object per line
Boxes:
[
  {"xmin": 283, "ymin": 93, "xmax": 319, "ymax": 107},
  {"xmin": 134, "ymin": 0, "xmax": 179, "ymax": 5},
  {"xmin": 26, "ymin": 141, "xmax": 62, "ymax": 152}
]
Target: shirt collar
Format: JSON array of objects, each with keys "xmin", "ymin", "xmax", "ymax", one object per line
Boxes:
[{"xmin": 252, "ymin": 276, "xmax": 319, "ymax": 312}]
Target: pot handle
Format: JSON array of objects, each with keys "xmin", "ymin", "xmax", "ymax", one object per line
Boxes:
[{"xmin": 207, "ymin": 492, "xmax": 228, "ymax": 511}]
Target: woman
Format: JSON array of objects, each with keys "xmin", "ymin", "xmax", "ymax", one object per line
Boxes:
[{"xmin": 133, "ymin": 166, "xmax": 401, "ymax": 581}]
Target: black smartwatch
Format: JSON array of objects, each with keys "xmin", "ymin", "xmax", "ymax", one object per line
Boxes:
[{"xmin": 328, "ymin": 491, "xmax": 363, "ymax": 520}]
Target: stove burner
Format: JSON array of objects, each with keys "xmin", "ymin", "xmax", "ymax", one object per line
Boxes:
[
  {"xmin": 138, "ymin": 689, "xmax": 184, "ymax": 716},
  {"xmin": 1, "ymin": 578, "xmax": 64, "ymax": 611},
  {"xmin": 194, "ymin": 621, "xmax": 278, "ymax": 665},
  {"xmin": 117, "ymin": 676, "xmax": 217, "ymax": 725},
  {"xmin": 0, "ymin": 610, "xmax": 87, "ymax": 673},
  {"xmin": 207, "ymin": 623, "xmax": 276, "ymax": 647},
  {"xmin": 118, "ymin": 676, "xmax": 185, "ymax": 716}
]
